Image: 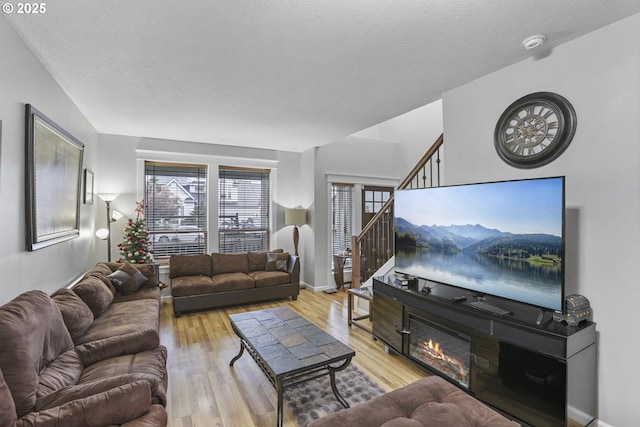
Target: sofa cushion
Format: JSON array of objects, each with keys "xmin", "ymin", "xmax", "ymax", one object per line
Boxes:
[
  {"xmin": 108, "ymin": 263, "xmax": 149, "ymax": 295},
  {"xmin": 212, "ymin": 272, "xmax": 254, "ymax": 292},
  {"xmin": 248, "ymin": 271, "xmax": 291, "ymax": 288},
  {"xmin": 73, "ymin": 276, "xmax": 115, "ymax": 318},
  {"xmin": 76, "ymin": 329, "xmax": 160, "ymax": 366},
  {"xmin": 51, "ymin": 288, "xmax": 95, "ymax": 344},
  {"xmin": 113, "ymin": 286, "xmax": 161, "ymax": 303},
  {"xmin": 248, "ymin": 252, "xmax": 268, "ymax": 271},
  {"xmin": 212, "ymin": 253, "xmax": 249, "ymax": 275},
  {"xmin": 75, "ymin": 298, "xmax": 160, "ymax": 347},
  {"xmin": 170, "ymin": 254, "xmax": 212, "ymax": 278},
  {"xmin": 171, "ymin": 276, "xmax": 215, "ymax": 297},
  {"xmin": 307, "ymin": 375, "xmax": 519, "ymax": 427},
  {"xmin": 79, "ymin": 346, "xmax": 168, "ymax": 406},
  {"xmin": 266, "ymin": 252, "xmax": 289, "ymax": 272},
  {"xmin": 22, "ymin": 380, "xmax": 153, "ymax": 427},
  {"xmin": 36, "ymin": 348, "xmax": 83, "ymax": 399},
  {"xmin": 83, "ymin": 264, "xmax": 117, "ymax": 294},
  {"xmin": 0, "ymin": 291, "xmax": 75, "ymax": 418},
  {"xmin": 122, "ymin": 403, "xmax": 168, "ymax": 427},
  {"xmin": 0, "ymin": 367, "xmax": 17, "ymax": 427}
]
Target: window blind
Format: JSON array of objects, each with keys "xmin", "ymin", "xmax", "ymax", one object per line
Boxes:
[
  {"xmin": 144, "ymin": 162, "xmax": 207, "ymax": 258},
  {"xmin": 331, "ymin": 183, "xmax": 353, "ymax": 261},
  {"xmin": 218, "ymin": 167, "xmax": 270, "ymax": 254}
]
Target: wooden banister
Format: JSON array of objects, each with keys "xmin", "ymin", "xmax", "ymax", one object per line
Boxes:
[{"xmin": 351, "ymin": 134, "xmax": 443, "ymax": 288}]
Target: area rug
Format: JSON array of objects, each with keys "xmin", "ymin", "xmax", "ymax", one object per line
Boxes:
[{"xmin": 283, "ymin": 364, "xmax": 386, "ymax": 427}]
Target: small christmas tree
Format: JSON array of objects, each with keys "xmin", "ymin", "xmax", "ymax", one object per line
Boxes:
[{"xmin": 116, "ymin": 200, "xmax": 153, "ymax": 264}]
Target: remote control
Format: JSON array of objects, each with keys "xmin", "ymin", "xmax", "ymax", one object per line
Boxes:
[{"xmin": 451, "ymin": 296, "xmax": 467, "ymax": 302}]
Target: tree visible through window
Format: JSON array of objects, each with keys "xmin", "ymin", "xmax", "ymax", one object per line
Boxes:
[
  {"xmin": 218, "ymin": 166, "xmax": 270, "ymax": 253},
  {"xmin": 144, "ymin": 162, "xmax": 207, "ymax": 258}
]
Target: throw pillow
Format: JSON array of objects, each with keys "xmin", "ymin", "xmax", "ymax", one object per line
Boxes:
[
  {"xmin": 266, "ymin": 252, "xmax": 288, "ymax": 272},
  {"xmin": 108, "ymin": 263, "xmax": 148, "ymax": 295}
]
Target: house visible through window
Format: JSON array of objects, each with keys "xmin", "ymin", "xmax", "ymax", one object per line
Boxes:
[
  {"xmin": 331, "ymin": 183, "xmax": 353, "ymax": 267},
  {"xmin": 144, "ymin": 162, "xmax": 207, "ymax": 258},
  {"xmin": 218, "ymin": 166, "xmax": 270, "ymax": 253}
]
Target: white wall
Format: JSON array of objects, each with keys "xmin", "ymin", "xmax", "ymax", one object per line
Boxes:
[
  {"xmin": 442, "ymin": 14, "xmax": 640, "ymax": 427},
  {"xmin": 96, "ymin": 134, "xmax": 302, "ymax": 262},
  {"xmin": 355, "ymin": 99, "xmax": 444, "ymax": 173},
  {"xmin": 0, "ymin": 18, "xmax": 100, "ymax": 305},
  {"xmin": 311, "ymin": 136, "xmax": 404, "ymax": 290},
  {"xmin": 308, "ymin": 101, "xmax": 444, "ymax": 291}
]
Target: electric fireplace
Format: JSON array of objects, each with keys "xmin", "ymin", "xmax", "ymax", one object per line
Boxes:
[{"xmin": 407, "ymin": 313, "xmax": 471, "ymax": 388}]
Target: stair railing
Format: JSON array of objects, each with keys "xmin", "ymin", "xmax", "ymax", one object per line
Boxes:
[{"xmin": 351, "ymin": 133, "xmax": 443, "ymax": 288}]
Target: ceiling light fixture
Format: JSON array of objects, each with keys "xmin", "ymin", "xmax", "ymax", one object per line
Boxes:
[{"xmin": 522, "ymin": 34, "xmax": 547, "ymax": 50}]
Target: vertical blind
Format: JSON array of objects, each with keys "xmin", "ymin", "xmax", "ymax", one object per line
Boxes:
[
  {"xmin": 144, "ymin": 161, "xmax": 207, "ymax": 258},
  {"xmin": 218, "ymin": 166, "xmax": 270, "ymax": 254},
  {"xmin": 331, "ymin": 183, "xmax": 353, "ymax": 261}
]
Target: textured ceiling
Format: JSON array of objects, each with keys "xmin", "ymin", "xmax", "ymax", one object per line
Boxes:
[{"xmin": 4, "ymin": 1, "xmax": 640, "ymax": 152}]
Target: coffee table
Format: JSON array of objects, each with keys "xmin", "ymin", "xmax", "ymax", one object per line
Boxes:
[{"xmin": 229, "ymin": 306, "xmax": 355, "ymax": 427}]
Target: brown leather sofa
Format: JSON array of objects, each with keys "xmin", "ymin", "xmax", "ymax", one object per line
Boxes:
[
  {"xmin": 308, "ymin": 375, "xmax": 520, "ymax": 427},
  {"xmin": 0, "ymin": 262, "xmax": 168, "ymax": 427},
  {"xmin": 170, "ymin": 251, "xmax": 299, "ymax": 317}
]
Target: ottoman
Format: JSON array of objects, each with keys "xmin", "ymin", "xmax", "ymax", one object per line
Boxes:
[{"xmin": 308, "ymin": 375, "xmax": 520, "ymax": 427}]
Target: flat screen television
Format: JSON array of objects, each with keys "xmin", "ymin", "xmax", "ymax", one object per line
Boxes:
[{"xmin": 394, "ymin": 176, "xmax": 565, "ymax": 312}]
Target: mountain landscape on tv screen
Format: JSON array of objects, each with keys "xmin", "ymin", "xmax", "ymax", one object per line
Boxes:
[{"xmin": 395, "ymin": 217, "xmax": 562, "ymax": 261}]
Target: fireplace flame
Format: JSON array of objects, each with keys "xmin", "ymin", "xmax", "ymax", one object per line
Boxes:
[{"xmin": 422, "ymin": 339, "xmax": 467, "ymax": 381}]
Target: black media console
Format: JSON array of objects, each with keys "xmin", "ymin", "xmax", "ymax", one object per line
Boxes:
[{"xmin": 372, "ymin": 275, "xmax": 596, "ymax": 427}]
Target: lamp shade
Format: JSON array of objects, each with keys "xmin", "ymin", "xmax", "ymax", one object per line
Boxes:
[
  {"xmin": 95, "ymin": 228, "xmax": 109, "ymax": 240},
  {"xmin": 111, "ymin": 210, "xmax": 124, "ymax": 221},
  {"xmin": 97, "ymin": 193, "xmax": 120, "ymax": 203},
  {"xmin": 285, "ymin": 208, "xmax": 306, "ymax": 226}
]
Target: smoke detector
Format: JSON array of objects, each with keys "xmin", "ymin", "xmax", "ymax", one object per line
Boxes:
[{"xmin": 522, "ymin": 34, "xmax": 547, "ymax": 49}]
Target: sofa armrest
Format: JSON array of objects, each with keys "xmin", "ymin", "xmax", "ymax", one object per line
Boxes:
[
  {"xmin": 35, "ymin": 374, "xmax": 162, "ymax": 411},
  {"xmin": 288, "ymin": 255, "xmax": 300, "ymax": 285},
  {"xmin": 121, "ymin": 404, "xmax": 167, "ymax": 427},
  {"xmin": 18, "ymin": 380, "xmax": 152, "ymax": 427},
  {"xmin": 76, "ymin": 329, "xmax": 159, "ymax": 366}
]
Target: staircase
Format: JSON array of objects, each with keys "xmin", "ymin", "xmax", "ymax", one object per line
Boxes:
[{"xmin": 350, "ymin": 134, "xmax": 443, "ymax": 288}]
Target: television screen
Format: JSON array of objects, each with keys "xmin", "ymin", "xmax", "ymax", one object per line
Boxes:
[{"xmin": 394, "ymin": 176, "xmax": 565, "ymax": 312}]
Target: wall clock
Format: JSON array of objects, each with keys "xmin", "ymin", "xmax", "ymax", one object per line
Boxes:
[{"xmin": 494, "ymin": 92, "xmax": 577, "ymax": 168}]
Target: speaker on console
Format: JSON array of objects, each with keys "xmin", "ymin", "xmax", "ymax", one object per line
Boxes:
[{"xmin": 553, "ymin": 294, "xmax": 591, "ymax": 326}]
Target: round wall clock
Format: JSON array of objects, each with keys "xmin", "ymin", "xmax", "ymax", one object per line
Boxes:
[{"xmin": 494, "ymin": 92, "xmax": 577, "ymax": 168}]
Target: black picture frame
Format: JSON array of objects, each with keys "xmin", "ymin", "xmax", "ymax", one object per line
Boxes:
[
  {"xmin": 25, "ymin": 104, "xmax": 84, "ymax": 251},
  {"xmin": 83, "ymin": 168, "xmax": 94, "ymax": 205}
]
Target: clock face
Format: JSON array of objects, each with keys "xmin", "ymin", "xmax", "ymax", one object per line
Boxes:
[{"xmin": 494, "ymin": 92, "xmax": 576, "ymax": 168}]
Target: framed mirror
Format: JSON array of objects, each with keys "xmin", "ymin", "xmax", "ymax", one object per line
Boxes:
[{"xmin": 25, "ymin": 104, "xmax": 84, "ymax": 251}]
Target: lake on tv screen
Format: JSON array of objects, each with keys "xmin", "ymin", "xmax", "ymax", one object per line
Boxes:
[{"xmin": 396, "ymin": 248, "xmax": 562, "ymax": 310}]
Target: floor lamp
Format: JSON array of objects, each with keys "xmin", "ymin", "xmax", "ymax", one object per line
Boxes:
[
  {"xmin": 285, "ymin": 208, "xmax": 307, "ymax": 256},
  {"xmin": 96, "ymin": 193, "xmax": 120, "ymax": 261}
]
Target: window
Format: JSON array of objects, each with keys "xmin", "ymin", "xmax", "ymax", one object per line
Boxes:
[
  {"xmin": 144, "ymin": 162, "xmax": 207, "ymax": 258},
  {"xmin": 218, "ymin": 167, "xmax": 270, "ymax": 253},
  {"xmin": 364, "ymin": 187, "xmax": 391, "ymax": 214},
  {"xmin": 331, "ymin": 183, "xmax": 353, "ymax": 264}
]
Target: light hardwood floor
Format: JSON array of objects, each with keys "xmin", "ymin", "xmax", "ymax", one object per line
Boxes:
[{"xmin": 159, "ymin": 287, "xmax": 429, "ymax": 427}]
